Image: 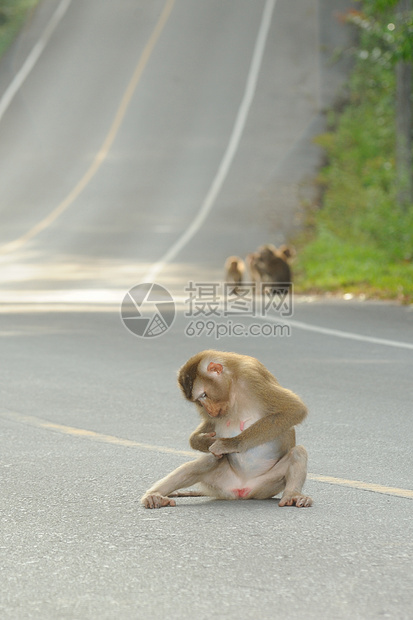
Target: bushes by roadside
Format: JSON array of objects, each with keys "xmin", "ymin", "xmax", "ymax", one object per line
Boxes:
[{"xmin": 295, "ymin": 9, "xmax": 413, "ymax": 303}]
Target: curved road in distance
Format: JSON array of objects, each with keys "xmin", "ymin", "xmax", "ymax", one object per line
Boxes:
[
  {"xmin": 0, "ymin": 0, "xmax": 339, "ymax": 293},
  {"xmin": 0, "ymin": 2, "xmax": 412, "ymax": 619}
]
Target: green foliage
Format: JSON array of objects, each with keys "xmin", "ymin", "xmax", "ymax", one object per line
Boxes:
[
  {"xmin": 296, "ymin": 15, "xmax": 413, "ymax": 303},
  {"xmin": 0, "ymin": 0, "xmax": 40, "ymax": 59},
  {"xmin": 296, "ymin": 226, "xmax": 413, "ymax": 300},
  {"xmin": 347, "ymin": 1, "xmax": 413, "ymax": 62}
]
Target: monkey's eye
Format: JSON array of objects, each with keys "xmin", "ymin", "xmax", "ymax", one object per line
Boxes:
[{"xmin": 198, "ymin": 392, "xmax": 207, "ymax": 400}]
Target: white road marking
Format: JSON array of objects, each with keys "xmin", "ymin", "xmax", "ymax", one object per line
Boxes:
[
  {"xmin": 286, "ymin": 318, "xmax": 413, "ymax": 350},
  {"xmin": 144, "ymin": 0, "xmax": 277, "ymax": 282},
  {"xmin": 261, "ymin": 314, "xmax": 413, "ymax": 351},
  {"xmin": 0, "ymin": 290, "xmax": 412, "ymax": 350}
]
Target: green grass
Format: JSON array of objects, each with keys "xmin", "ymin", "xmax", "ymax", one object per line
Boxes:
[
  {"xmin": 295, "ymin": 226, "xmax": 413, "ymax": 301},
  {"xmin": 295, "ymin": 34, "xmax": 413, "ymax": 303},
  {"xmin": 0, "ymin": 0, "xmax": 40, "ymax": 59}
]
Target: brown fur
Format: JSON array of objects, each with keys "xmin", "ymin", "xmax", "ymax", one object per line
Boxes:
[
  {"xmin": 141, "ymin": 351, "xmax": 312, "ymax": 509},
  {"xmin": 254, "ymin": 244, "xmax": 291, "ymax": 288},
  {"xmin": 246, "ymin": 244, "xmax": 293, "ymax": 290}
]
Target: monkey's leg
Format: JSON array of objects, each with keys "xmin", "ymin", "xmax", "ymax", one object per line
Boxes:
[
  {"xmin": 141, "ymin": 454, "xmax": 219, "ymax": 509},
  {"xmin": 249, "ymin": 446, "xmax": 312, "ymax": 506},
  {"xmin": 278, "ymin": 445, "xmax": 312, "ymax": 507}
]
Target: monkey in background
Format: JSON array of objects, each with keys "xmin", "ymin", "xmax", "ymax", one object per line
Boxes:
[
  {"xmin": 141, "ymin": 350, "xmax": 312, "ymax": 509},
  {"xmin": 224, "ymin": 256, "xmax": 245, "ymax": 294},
  {"xmin": 258, "ymin": 243, "xmax": 291, "ymax": 286},
  {"xmin": 278, "ymin": 244, "xmax": 296, "ymax": 263},
  {"xmin": 245, "ymin": 252, "xmax": 262, "ymax": 285},
  {"xmin": 246, "ymin": 244, "xmax": 293, "ymax": 291}
]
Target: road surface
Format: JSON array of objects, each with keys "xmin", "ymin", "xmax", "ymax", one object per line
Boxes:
[{"xmin": 0, "ymin": 1, "xmax": 412, "ymax": 619}]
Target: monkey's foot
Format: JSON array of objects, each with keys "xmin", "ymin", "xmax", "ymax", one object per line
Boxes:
[
  {"xmin": 141, "ymin": 493, "xmax": 176, "ymax": 509},
  {"xmin": 279, "ymin": 493, "xmax": 313, "ymax": 508}
]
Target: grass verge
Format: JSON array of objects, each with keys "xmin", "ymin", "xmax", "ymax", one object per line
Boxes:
[{"xmin": 294, "ymin": 28, "xmax": 413, "ymax": 304}]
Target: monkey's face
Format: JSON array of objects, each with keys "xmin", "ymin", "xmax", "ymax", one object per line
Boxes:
[
  {"xmin": 192, "ymin": 368, "xmax": 231, "ymax": 418},
  {"xmin": 178, "ymin": 354, "xmax": 232, "ymax": 418},
  {"xmin": 194, "ymin": 390, "xmax": 230, "ymax": 418}
]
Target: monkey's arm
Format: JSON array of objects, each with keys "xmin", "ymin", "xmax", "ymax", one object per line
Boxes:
[
  {"xmin": 210, "ymin": 396, "xmax": 307, "ymax": 456},
  {"xmin": 190, "ymin": 420, "xmax": 216, "ymax": 453}
]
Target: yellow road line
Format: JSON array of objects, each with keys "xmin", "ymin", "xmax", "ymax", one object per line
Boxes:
[
  {"xmin": 1, "ymin": 410, "xmax": 193, "ymax": 457},
  {"xmin": 2, "ymin": 410, "xmax": 412, "ymax": 499},
  {"xmin": 0, "ymin": 0, "xmax": 175, "ymax": 257},
  {"xmin": 307, "ymin": 474, "xmax": 413, "ymax": 499}
]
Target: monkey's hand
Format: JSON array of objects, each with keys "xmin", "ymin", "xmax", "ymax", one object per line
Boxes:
[
  {"xmin": 191, "ymin": 431, "xmax": 216, "ymax": 453},
  {"xmin": 200, "ymin": 432, "xmax": 216, "ymax": 444},
  {"xmin": 209, "ymin": 437, "xmax": 240, "ymax": 458}
]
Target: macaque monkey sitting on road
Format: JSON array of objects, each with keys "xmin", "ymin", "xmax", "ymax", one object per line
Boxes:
[{"xmin": 141, "ymin": 350, "xmax": 312, "ymax": 509}]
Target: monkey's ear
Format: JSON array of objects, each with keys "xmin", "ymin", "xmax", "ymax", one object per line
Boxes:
[{"xmin": 207, "ymin": 362, "xmax": 223, "ymax": 375}]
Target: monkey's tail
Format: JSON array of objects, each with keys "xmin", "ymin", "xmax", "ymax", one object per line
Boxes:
[{"xmin": 168, "ymin": 490, "xmax": 206, "ymax": 497}]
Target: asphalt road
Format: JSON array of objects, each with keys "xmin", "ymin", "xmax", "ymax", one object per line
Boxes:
[{"xmin": 1, "ymin": 1, "xmax": 412, "ymax": 619}]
